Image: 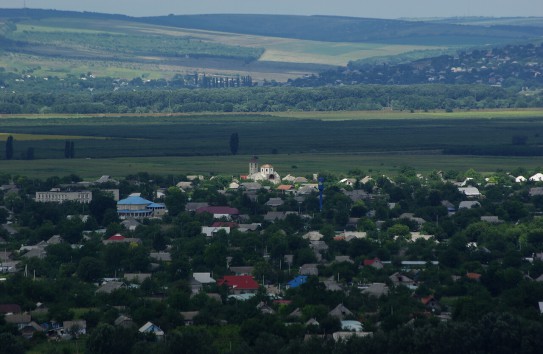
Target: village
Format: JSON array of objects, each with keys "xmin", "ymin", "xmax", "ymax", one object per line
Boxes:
[{"xmin": 2, "ymin": 159, "xmax": 543, "ymax": 352}]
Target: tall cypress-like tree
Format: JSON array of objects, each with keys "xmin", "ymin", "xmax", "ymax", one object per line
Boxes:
[
  {"xmin": 229, "ymin": 133, "xmax": 239, "ymax": 155},
  {"xmin": 64, "ymin": 140, "xmax": 70, "ymax": 158},
  {"xmin": 5, "ymin": 135, "xmax": 13, "ymax": 160},
  {"xmin": 70, "ymin": 141, "xmax": 75, "ymax": 158}
]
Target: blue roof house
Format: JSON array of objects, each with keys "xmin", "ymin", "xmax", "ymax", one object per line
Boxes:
[
  {"xmin": 117, "ymin": 196, "xmax": 167, "ymax": 219},
  {"xmin": 287, "ymin": 275, "xmax": 308, "ymax": 289}
]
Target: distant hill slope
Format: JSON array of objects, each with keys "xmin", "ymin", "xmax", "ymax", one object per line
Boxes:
[
  {"xmin": 138, "ymin": 14, "xmax": 543, "ymax": 45},
  {"xmin": 1, "ymin": 9, "xmax": 542, "ymax": 83},
  {"xmin": 1, "ymin": 9, "xmax": 542, "ymax": 45}
]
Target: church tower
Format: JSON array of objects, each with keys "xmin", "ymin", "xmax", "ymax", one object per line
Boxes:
[{"xmin": 249, "ymin": 156, "xmax": 259, "ymax": 175}]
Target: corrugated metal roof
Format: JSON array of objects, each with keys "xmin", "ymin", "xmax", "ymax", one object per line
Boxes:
[{"xmin": 117, "ymin": 196, "xmax": 153, "ymax": 205}]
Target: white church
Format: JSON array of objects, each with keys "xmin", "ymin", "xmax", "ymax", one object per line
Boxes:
[{"xmin": 247, "ymin": 157, "xmax": 281, "ymax": 184}]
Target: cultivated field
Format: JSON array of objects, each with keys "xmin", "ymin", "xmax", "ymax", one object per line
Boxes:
[{"xmin": 0, "ymin": 16, "xmax": 446, "ymax": 81}]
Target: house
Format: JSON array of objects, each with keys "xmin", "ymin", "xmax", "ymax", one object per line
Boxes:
[
  {"xmin": 529, "ymin": 187, "xmax": 543, "ymax": 197},
  {"xmin": 323, "ymin": 277, "xmax": 342, "ymax": 291},
  {"xmin": 229, "ymin": 266, "xmax": 254, "ymax": 275},
  {"xmin": 139, "ymin": 321, "xmax": 164, "ymax": 339},
  {"xmin": 95, "ymin": 175, "xmax": 119, "ymax": 185},
  {"xmin": 389, "ymin": 272, "xmax": 416, "ymax": 288},
  {"xmin": 0, "ymin": 304, "xmax": 21, "ymax": 314},
  {"xmin": 121, "ymin": 218, "xmax": 141, "ymax": 231},
  {"xmin": 530, "ymin": 173, "xmax": 543, "ymax": 181},
  {"xmin": 103, "ymin": 234, "xmax": 142, "ymax": 245},
  {"xmin": 201, "ymin": 226, "xmax": 230, "ymax": 237},
  {"xmin": 277, "ymin": 184, "xmax": 294, "ymax": 193},
  {"xmin": 63, "ymin": 320, "xmax": 87, "ymax": 336},
  {"xmin": 299, "ymin": 264, "xmax": 319, "ymax": 276},
  {"xmin": 264, "ymin": 211, "xmax": 292, "ymax": 221},
  {"xmin": 217, "ymin": 275, "xmax": 259, "ymax": 294},
  {"xmin": 124, "ymin": 273, "xmax": 151, "ymax": 283},
  {"xmin": 341, "ymin": 320, "xmax": 363, "ymax": 332},
  {"xmin": 240, "ymin": 182, "xmax": 263, "ymax": 191},
  {"xmin": 480, "ymin": 216, "xmax": 503, "ymax": 223},
  {"xmin": 196, "ymin": 206, "xmax": 239, "ymax": 220},
  {"xmin": 180, "ymin": 311, "xmax": 199, "ymax": 325},
  {"xmin": 265, "ymin": 198, "xmax": 284, "ymax": 208},
  {"xmin": 302, "ymin": 231, "xmax": 324, "ymax": 241},
  {"xmin": 334, "ymin": 256, "xmax": 354, "ymax": 264},
  {"xmin": 399, "ymin": 213, "xmax": 426, "ymax": 225},
  {"xmin": 116, "ymin": 195, "xmax": 166, "ymax": 219},
  {"xmin": 466, "ymin": 272, "xmax": 482, "ymax": 281},
  {"xmin": 256, "ymin": 301, "xmax": 276, "ymax": 315},
  {"xmin": 309, "ymin": 240, "xmax": 329, "ymax": 261},
  {"xmin": 362, "ymin": 283, "xmax": 389, "ymax": 297},
  {"xmin": 332, "ymin": 331, "xmax": 372, "ymax": 342},
  {"xmin": 176, "ymin": 181, "xmax": 193, "ymax": 190},
  {"xmin": 458, "ymin": 187, "xmax": 481, "ymax": 198},
  {"xmin": 20, "ymin": 321, "xmax": 45, "ymax": 339},
  {"xmin": 4, "ymin": 313, "xmax": 32, "ymax": 329},
  {"xmin": 288, "ymin": 308, "xmax": 303, "ymax": 319},
  {"xmin": 421, "ymin": 295, "xmax": 441, "ymax": 313},
  {"xmin": 287, "ymin": 275, "xmax": 308, "ymax": 289},
  {"xmin": 339, "ymin": 178, "xmax": 357, "ymax": 186},
  {"xmin": 21, "ymin": 247, "xmax": 47, "ymax": 260},
  {"xmin": 334, "ymin": 231, "xmax": 367, "ymax": 242},
  {"xmin": 193, "ymin": 272, "xmax": 216, "ymax": 284},
  {"xmin": 343, "ymin": 189, "xmax": 369, "ymax": 202},
  {"xmin": 363, "ymin": 258, "xmax": 384, "ymax": 270},
  {"xmin": 409, "ymin": 232, "xmax": 436, "ymax": 242},
  {"xmin": 114, "ymin": 315, "xmax": 136, "ymax": 328},
  {"xmin": 238, "ymin": 223, "xmax": 261, "ymax": 233},
  {"xmin": 150, "ymin": 251, "xmax": 171, "ymax": 262},
  {"xmin": 96, "ymin": 281, "xmax": 126, "ymax": 294},
  {"xmin": 329, "ymin": 304, "xmax": 353, "ymax": 320},
  {"xmin": 515, "ymin": 176, "xmax": 527, "ymax": 183},
  {"xmin": 189, "ymin": 278, "xmax": 203, "ymax": 294},
  {"xmin": 459, "ymin": 201, "xmax": 481, "ymax": 209},
  {"xmin": 185, "ymin": 202, "xmax": 209, "ymax": 212},
  {"xmin": 441, "ymin": 200, "xmax": 456, "ymax": 213}
]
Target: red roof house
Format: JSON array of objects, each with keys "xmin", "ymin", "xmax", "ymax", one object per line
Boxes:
[
  {"xmin": 466, "ymin": 272, "xmax": 482, "ymax": 281},
  {"xmin": 107, "ymin": 234, "xmax": 126, "ymax": 242},
  {"xmin": 363, "ymin": 258, "xmax": 384, "ymax": 269},
  {"xmin": 217, "ymin": 275, "xmax": 259, "ymax": 294}
]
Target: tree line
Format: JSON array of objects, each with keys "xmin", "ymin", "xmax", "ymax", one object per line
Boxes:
[{"xmin": 0, "ymin": 84, "xmax": 541, "ymax": 114}]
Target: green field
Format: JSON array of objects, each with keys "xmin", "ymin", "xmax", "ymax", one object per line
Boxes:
[
  {"xmin": 0, "ymin": 110, "xmax": 543, "ymax": 178},
  {"xmin": 0, "ymin": 153, "xmax": 542, "ymax": 180}
]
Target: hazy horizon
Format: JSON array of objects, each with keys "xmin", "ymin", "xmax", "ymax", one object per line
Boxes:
[{"xmin": 1, "ymin": 0, "xmax": 542, "ymax": 19}]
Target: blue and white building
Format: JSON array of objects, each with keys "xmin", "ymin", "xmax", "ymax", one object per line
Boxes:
[{"xmin": 116, "ymin": 195, "xmax": 167, "ymax": 219}]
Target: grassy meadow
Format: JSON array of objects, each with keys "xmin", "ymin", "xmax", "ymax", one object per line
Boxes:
[{"xmin": 0, "ymin": 110, "xmax": 543, "ymax": 178}]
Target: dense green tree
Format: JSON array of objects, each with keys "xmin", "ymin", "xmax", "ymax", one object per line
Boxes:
[
  {"xmin": 229, "ymin": 132, "xmax": 239, "ymax": 155},
  {"xmin": 5, "ymin": 135, "xmax": 13, "ymax": 160}
]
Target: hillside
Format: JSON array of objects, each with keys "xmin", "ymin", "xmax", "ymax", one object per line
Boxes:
[
  {"xmin": 0, "ymin": 9, "xmax": 542, "ymax": 83},
  {"xmin": 139, "ymin": 14, "xmax": 543, "ymax": 45}
]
